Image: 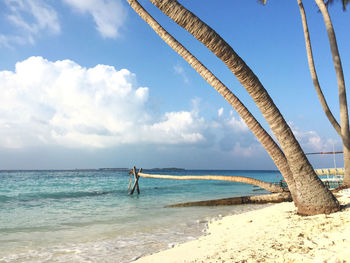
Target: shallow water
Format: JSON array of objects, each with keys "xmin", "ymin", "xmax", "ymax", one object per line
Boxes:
[{"xmin": 0, "ymin": 170, "xmax": 281, "ymax": 262}]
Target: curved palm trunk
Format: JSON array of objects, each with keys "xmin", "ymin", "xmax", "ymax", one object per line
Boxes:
[
  {"xmin": 315, "ymin": 0, "xmax": 350, "ymax": 187},
  {"xmin": 138, "ymin": 172, "xmax": 286, "ymax": 193},
  {"xmin": 126, "ymin": 0, "xmax": 297, "ymax": 198},
  {"xmin": 297, "ymin": 0, "xmax": 341, "ymax": 135},
  {"xmin": 149, "ymin": 0, "xmax": 339, "ymax": 215}
]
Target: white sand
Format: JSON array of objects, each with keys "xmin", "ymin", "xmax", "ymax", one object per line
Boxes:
[{"xmin": 135, "ymin": 190, "xmax": 350, "ymax": 263}]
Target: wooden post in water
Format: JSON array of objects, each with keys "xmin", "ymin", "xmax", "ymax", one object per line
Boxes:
[
  {"xmin": 129, "ymin": 166, "xmax": 142, "ymax": 195},
  {"xmin": 136, "ymin": 168, "xmax": 142, "ymax": 194}
]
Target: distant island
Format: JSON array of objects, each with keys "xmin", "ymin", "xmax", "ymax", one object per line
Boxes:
[
  {"xmin": 100, "ymin": 167, "xmax": 185, "ymax": 171},
  {"xmin": 0, "ymin": 167, "xmax": 185, "ymax": 172},
  {"xmin": 0, "ymin": 168, "xmax": 129, "ymax": 172},
  {"xmin": 150, "ymin": 167, "xmax": 184, "ymax": 170},
  {"xmin": 98, "ymin": 168, "xmax": 129, "ymax": 171}
]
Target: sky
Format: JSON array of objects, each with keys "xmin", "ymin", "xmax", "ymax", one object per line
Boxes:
[{"xmin": 0, "ymin": 0, "xmax": 349, "ymax": 170}]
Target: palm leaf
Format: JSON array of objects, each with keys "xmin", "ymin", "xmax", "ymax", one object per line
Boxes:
[{"xmin": 325, "ymin": 0, "xmax": 350, "ymax": 10}]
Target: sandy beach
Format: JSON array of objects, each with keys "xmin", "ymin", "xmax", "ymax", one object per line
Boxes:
[{"xmin": 135, "ymin": 190, "xmax": 350, "ymax": 263}]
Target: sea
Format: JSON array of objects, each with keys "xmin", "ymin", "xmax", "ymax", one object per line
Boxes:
[{"xmin": 0, "ymin": 169, "xmax": 282, "ymax": 263}]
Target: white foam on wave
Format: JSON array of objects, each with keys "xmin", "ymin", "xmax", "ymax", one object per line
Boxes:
[
  {"xmin": 0, "ymin": 219, "xmax": 206, "ymax": 263},
  {"xmin": 0, "ymin": 204, "xmax": 270, "ymax": 263}
]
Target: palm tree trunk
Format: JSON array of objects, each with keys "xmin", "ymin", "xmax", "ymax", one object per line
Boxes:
[
  {"xmin": 315, "ymin": 0, "xmax": 350, "ymax": 187},
  {"xmin": 138, "ymin": 172, "xmax": 286, "ymax": 193},
  {"xmin": 297, "ymin": 0, "xmax": 341, "ymax": 135},
  {"xmin": 343, "ymin": 149, "xmax": 350, "ymax": 186},
  {"xmin": 167, "ymin": 192, "xmax": 292, "ymax": 207},
  {"xmin": 126, "ymin": 0, "xmax": 297, "ymax": 198},
  {"xmin": 148, "ymin": 0, "xmax": 340, "ymax": 215}
]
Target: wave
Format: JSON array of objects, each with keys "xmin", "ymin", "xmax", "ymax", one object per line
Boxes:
[
  {"xmin": 0, "ymin": 225, "xmax": 53, "ymax": 234},
  {"xmin": 0, "ymin": 195, "xmax": 12, "ymax": 202},
  {"xmin": 0, "ymin": 189, "xmax": 126, "ymax": 203}
]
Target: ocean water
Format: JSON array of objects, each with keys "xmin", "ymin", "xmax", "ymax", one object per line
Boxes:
[{"xmin": 0, "ymin": 169, "xmax": 282, "ymax": 263}]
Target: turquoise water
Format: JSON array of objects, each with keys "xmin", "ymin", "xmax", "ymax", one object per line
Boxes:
[{"xmin": 0, "ymin": 170, "xmax": 281, "ymax": 262}]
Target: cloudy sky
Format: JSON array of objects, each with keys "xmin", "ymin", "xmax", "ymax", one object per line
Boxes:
[{"xmin": 0, "ymin": 0, "xmax": 349, "ymax": 170}]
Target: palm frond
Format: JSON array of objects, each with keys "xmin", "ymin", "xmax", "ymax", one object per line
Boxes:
[
  {"xmin": 325, "ymin": 0, "xmax": 350, "ymax": 11},
  {"xmin": 257, "ymin": 0, "xmax": 267, "ymax": 5}
]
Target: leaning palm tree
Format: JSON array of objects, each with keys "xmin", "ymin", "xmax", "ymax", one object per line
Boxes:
[
  {"xmin": 138, "ymin": 172, "xmax": 287, "ymax": 193},
  {"xmin": 315, "ymin": 0, "xmax": 350, "ymax": 187},
  {"xmin": 296, "ymin": 0, "xmax": 350, "ymax": 187},
  {"xmin": 126, "ymin": 0, "xmax": 295, "ymax": 197},
  {"xmin": 144, "ymin": 0, "xmax": 339, "ymax": 215}
]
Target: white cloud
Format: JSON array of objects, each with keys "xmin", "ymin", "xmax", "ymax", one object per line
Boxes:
[
  {"xmin": 2, "ymin": 58, "xmax": 339, "ymax": 169},
  {"xmin": 226, "ymin": 110, "xmax": 249, "ymax": 132},
  {"xmin": 173, "ymin": 63, "xmax": 189, "ymax": 84},
  {"xmin": 0, "ymin": 34, "xmax": 11, "ymax": 48},
  {"xmin": 1, "ymin": 0, "xmax": 60, "ymax": 46},
  {"xmin": 218, "ymin": 107, "xmax": 224, "ymax": 117},
  {"xmin": 0, "ymin": 0, "xmax": 126, "ymax": 47},
  {"xmin": 2, "ymin": 56, "xmax": 338, "ymax": 167},
  {"xmin": 63, "ymin": 0, "xmax": 126, "ymax": 38},
  {"xmin": 291, "ymin": 126, "xmax": 339, "ymax": 153},
  {"xmin": 0, "ymin": 57, "xmax": 207, "ymax": 149},
  {"xmin": 144, "ymin": 111, "xmax": 206, "ymax": 144},
  {"xmin": 232, "ymin": 142, "xmax": 256, "ymax": 157},
  {"xmin": 211, "ymin": 110, "xmax": 256, "ymax": 152}
]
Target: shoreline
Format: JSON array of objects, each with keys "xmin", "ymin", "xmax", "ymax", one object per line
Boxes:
[{"xmin": 134, "ymin": 190, "xmax": 350, "ymax": 263}]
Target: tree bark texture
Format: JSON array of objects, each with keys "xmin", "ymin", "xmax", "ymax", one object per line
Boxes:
[{"xmin": 149, "ymin": 0, "xmax": 340, "ymax": 215}]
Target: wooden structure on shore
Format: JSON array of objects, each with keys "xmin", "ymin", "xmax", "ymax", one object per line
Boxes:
[
  {"xmin": 314, "ymin": 168, "xmax": 344, "ymax": 176},
  {"xmin": 314, "ymin": 168, "xmax": 344, "ymax": 189}
]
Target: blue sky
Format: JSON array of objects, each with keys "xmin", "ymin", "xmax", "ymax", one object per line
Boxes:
[{"xmin": 0, "ymin": 0, "xmax": 349, "ymax": 170}]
